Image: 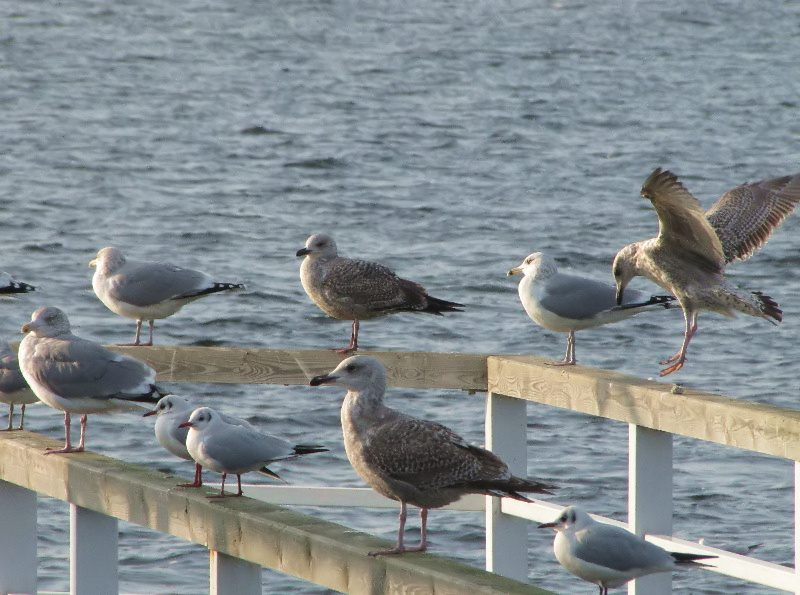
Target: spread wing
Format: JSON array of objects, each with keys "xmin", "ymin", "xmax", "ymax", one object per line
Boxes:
[
  {"xmin": 705, "ymin": 173, "xmax": 800, "ymax": 263},
  {"xmin": 640, "ymin": 167, "xmax": 724, "ymax": 274}
]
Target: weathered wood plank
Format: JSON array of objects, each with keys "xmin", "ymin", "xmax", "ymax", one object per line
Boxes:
[
  {"xmin": 0, "ymin": 431, "xmax": 552, "ymax": 595},
  {"xmin": 109, "ymin": 346, "xmax": 489, "ymax": 391},
  {"xmin": 487, "ymin": 355, "xmax": 800, "ymax": 461}
]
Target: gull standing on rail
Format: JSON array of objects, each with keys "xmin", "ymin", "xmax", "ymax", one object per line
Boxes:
[
  {"xmin": 508, "ymin": 252, "xmax": 676, "ymax": 365},
  {"xmin": 613, "ymin": 167, "xmax": 800, "ymax": 375},
  {"xmin": 18, "ymin": 306, "xmax": 162, "ymax": 453},
  {"xmin": 296, "ymin": 233, "xmax": 464, "ymax": 353},
  {"xmin": 539, "ymin": 505, "xmax": 715, "ymax": 594},
  {"xmin": 0, "ymin": 272, "xmax": 35, "ymax": 295},
  {"xmin": 143, "ymin": 394, "xmax": 255, "ymax": 488},
  {"xmin": 0, "ymin": 342, "xmax": 38, "ymax": 430},
  {"xmin": 90, "ymin": 246, "xmax": 245, "ymax": 346},
  {"xmin": 179, "ymin": 406, "xmax": 328, "ymax": 498},
  {"xmin": 310, "ymin": 355, "xmax": 555, "ymax": 556}
]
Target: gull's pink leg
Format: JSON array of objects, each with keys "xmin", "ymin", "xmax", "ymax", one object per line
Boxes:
[
  {"xmin": 660, "ymin": 311, "xmax": 697, "ymax": 376},
  {"xmin": 145, "ymin": 320, "xmax": 155, "ymax": 346},
  {"xmin": 234, "ymin": 474, "xmax": 244, "ymax": 497},
  {"xmin": 178, "ymin": 463, "xmax": 203, "ymax": 488},
  {"xmin": 2, "ymin": 404, "xmax": 13, "ymax": 431},
  {"xmin": 335, "ymin": 319, "xmax": 359, "ymax": 354},
  {"xmin": 46, "ymin": 412, "xmax": 85, "ymax": 454},
  {"xmin": 208, "ymin": 472, "xmax": 229, "ymax": 498},
  {"xmin": 369, "ymin": 501, "xmax": 411, "ymax": 556},
  {"xmin": 548, "ymin": 331, "xmax": 577, "ymax": 366}
]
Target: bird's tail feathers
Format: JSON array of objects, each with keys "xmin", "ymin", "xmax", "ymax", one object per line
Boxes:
[
  {"xmin": 753, "ymin": 291, "xmax": 782, "ymax": 323},
  {"xmin": 293, "ymin": 444, "xmax": 329, "ymax": 456},
  {"xmin": 258, "ymin": 466, "xmax": 286, "ymax": 483},
  {"xmin": 671, "ymin": 552, "xmax": 717, "ymax": 566},
  {"xmin": 466, "ymin": 476, "xmax": 556, "ymax": 498},
  {"xmin": 423, "ymin": 295, "xmax": 465, "ymax": 315},
  {"xmin": 121, "ymin": 384, "xmax": 166, "ymax": 404}
]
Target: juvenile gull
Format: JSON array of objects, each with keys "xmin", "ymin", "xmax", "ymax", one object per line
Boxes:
[
  {"xmin": 143, "ymin": 394, "xmax": 255, "ymax": 488},
  {"xmin": 90, "ymin": 246, "xmax": 245, "ymax": 346},
  {"xmin": 296, "ymin": 234, "xmax": 464, "ymax": 352},
  {"xmin": 508, "ymin": 252, "xmax": 676, "ymax": 365},
  {"xmin": 613, "ymin": 167, "xmax": 800, "ymax": 375},
  {"xmin": 539, "ymin": 505, "xmax": 715, "ymax": 594},
  {"xmin": 0, "ymin": 342, "xmax": 38, "ymax": 430},
  {"xmin": 179, "ymin": 406, "xmax": 328, "ymax": 498},
  {"xmin": 310, "ymin": 355, "xmax": 555, "ymax": 556},
  {"xmin": 18, "ymin": 306, "xmax": 162, "ymax": 453},
  {"xmin": 0, "ymin": 272, "xmax": 35, "ymax": 294}
]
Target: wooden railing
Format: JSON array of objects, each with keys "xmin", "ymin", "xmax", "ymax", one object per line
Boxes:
[{"xmin": 1, "ymin": 346, "xmax": 798, "ymax": 593}]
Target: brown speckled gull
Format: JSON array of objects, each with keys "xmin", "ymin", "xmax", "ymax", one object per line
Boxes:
[
  {"xmin": 310, "ymin": 355, "xmax": 554, "ymax": 556},
  {"xmin": 296, "ymin": 234, "xmax": 463, "ymax": 353},
  {"xmin": 613, "ymin": 167, "xmax": 800, "ymax": 376}
]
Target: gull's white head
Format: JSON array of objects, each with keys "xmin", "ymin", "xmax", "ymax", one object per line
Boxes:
[
  {"xmin": 89, "ymin": 246, "xmax": 127, "ymax": 273},
  {"xmin": 21, "ymin": 306, "xmax": 71, "ymax": 338},
  {"xmin": 538, "ymin": 505, "xmax": 594, "ymax": 534},
  {"xmin": 612, "ymin": 244, "xmax": 642, "ymax": 305},
  {"xmin": 179, "ymin": 406, "xmax": 220, "ymax": 432},
  {"xmin": 309, "ymin": 355, "xmax": 387, "ymax": 395},
  {"xmin": 296, "ymin": 233, "xmax": 339, "ymax": 261},
  {"xmin": 143, "ymin": 394, "xmax": 192, "ymax": 418},
  {"xmin": 507, "ymin": 252, "xmax": 558, "ymax": 279}
]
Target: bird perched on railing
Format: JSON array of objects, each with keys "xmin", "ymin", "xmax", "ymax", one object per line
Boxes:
[
  {"xmin": 89, "ymin": 246, "xmax": 245, "ymax": 346},
  {"xmin": 508, "ymin": 252, "xmax": 677, "ymax": 365},
  {"xmin": 18, "ymin": 306, "xmax": 163, "ymax": 453},
  {"xmin": 296, "ymin": 233, "xmax": 463, "ymax": 353},
  {"xmin": 179, "ymin": 406, "xmax": 328, "ymax": 498},
  {"xmin": 613, "ymin": 167, "xmax": 800, "ymax": 376},
  {"xmin": 0, "ymin": 342, "xmax": 38, "ymax": 431},
  {"xmin": 143, "ymin": 394, "xmax": 255, "ymax": 488},
  {"xmin": 539, "ymin": 505, "xmax": 715, "ymax": 594},
  {"xmin": 310, "ymin": 355, "xmax": 555, "ymax": 556}
]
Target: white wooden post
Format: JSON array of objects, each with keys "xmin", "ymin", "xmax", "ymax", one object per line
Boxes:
[
  {"xmin": 484, "ymin": 392, "xmax": 528, "ymax": 582},
  {"xmin": 628, "ymin": 424, "xmax": 673, "ymax": 595},
  {"xmin": 795, "ymin": 461, "xmax": 800, "ymax": 595},
  {"xmin": 71, "ymin": 503, "xmax": 118, "ymax": 595},
  {"xmin": 0, "ymin": 481, "xmax": 37, "ymax": 594},
  {"xmin": 210, "ymin": 550, "xmax": 261, "ymax": 594}
]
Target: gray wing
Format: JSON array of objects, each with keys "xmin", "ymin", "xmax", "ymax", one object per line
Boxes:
[
  {"xmin": 539, "ymin": 273, "xmax": 647, "ymax": 320},
  {"xmin": 641, "ymin": 168, "xmax": 724, "ymax": 274},
  {"xmin": 0, "ymin": 344, "xmax": 28, "ymax": 394},
  {"xmin": 107, "ymin": 261, "xmax": 212, "ymax": 306},
  {"xmin": 705, "ymin": 173, "xmax": 800, "ymax": 264},
  {"xmin": 362, "ymin": 414, "xmax": 505, "ymax": 489},
  {"xmin": 573, "ymin": 525, "xmax": 671, "ymax": 572},
  {"xmin": 25, "ymin": 335, "xmax": 155, "ymax": 400},
  {"xmin": 322, "ymin": 258, "xmax": 426, "ymax": 312},
  {"xmin": 203, "ymin": 425, "xmax": 295, "ymax": 470}
]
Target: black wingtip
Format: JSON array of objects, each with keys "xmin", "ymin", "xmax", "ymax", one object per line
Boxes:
[
  {"xmin": 0, "ymin": 281, "xmax": 36, "ymax": 294},
  {"xmin": 671, "ymin": 552, "xmax": 717, "ymax": 565},
  {"xmin": 294, "ymin": 444, "xmax": 329, "ymax": 455},
  {"xmin": 423, "ymin": 296, "xmax": 465, "ymax": 315}
]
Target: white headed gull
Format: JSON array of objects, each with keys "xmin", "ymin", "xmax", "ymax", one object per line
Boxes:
[
  {"xmin": 179, "ymin": 406, "xmax": 328, "ymax": 498},
  {"xmin": 19, "ymin": 306, "xmax": 162, "ymax": 453},
  {"xmin": 508, "ymin": 252, "xmax": 676, "ymax": 365},
  {"xmin": 539, "ymin": 505, "xmax": 715, "ymax": 594},
  {"xmin": 296, "ymin": 233, "xmax": 463, "ymax": 353},
  {"xmin": 89, "ymin": 246, "xmax": 245, "ymax": 345},
  {"xmin": 310, "ymin": 355, "xmax": 554, "ymax": 556},
  {"xmin": 143, "ymin": 394, "xmax": 253, "ymax": 488}
]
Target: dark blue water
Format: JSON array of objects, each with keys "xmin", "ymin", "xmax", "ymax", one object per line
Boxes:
[{"xmin": 2, "ymin": 0, "xmax": 800, "ymax": 592}]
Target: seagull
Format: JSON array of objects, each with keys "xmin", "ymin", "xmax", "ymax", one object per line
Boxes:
[
  {"xmin": 143, "ymin": 394, "xmax": 254, "ymax": 488},
  {"xmin": 296, "ymin": 233, "xmax": 464, "ymax": 353},
  {"xmin": 0, "ymin": 272, "xmax": 35, "ymax": 295},
  {"xmin": 89, "ymin": 246, "xmax": 246, "ymax": 346},
  {"xmin": 508, "ymin": 252, "xmax": 676, "ymax": 365},
  {"xmin": 310, "ymin": 355, "xmax": 555, "ymax": 556},
  {"xmin": 613, "ymin": 167, "xmax": 800, "ymax": 375},
  {"xmin": 18, "ymin": 306, "xmax": 163, "ymax": 453},
  {"xmin": 0, "ymin": 342, "xmax": 38, "ymax": 431},
  {"xmin": 179, "ymin": 406, "xmax": 328, "ymax": 498},
  {"xmin": 539, "ymin": 505, "xmax": 715, "ymax": 594}
]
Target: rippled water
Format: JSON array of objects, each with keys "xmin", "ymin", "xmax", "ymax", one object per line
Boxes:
[{"xmin": 2, "ymin": 0, "xmax": 800, "ymax": 592}]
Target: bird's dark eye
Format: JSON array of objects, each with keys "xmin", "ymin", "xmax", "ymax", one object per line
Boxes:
[{"xmin": 345, "ymin": 364, "xmax": 356, "ymax": 372}]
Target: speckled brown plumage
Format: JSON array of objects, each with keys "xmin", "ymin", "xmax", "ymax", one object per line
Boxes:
[
  {"xmin": 613, "ymin": 167, "xmax": 800, "ymax": 376},
  {"xmin": 310, "ymin": 355, "xmax": 554, "ymax": 555}
]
